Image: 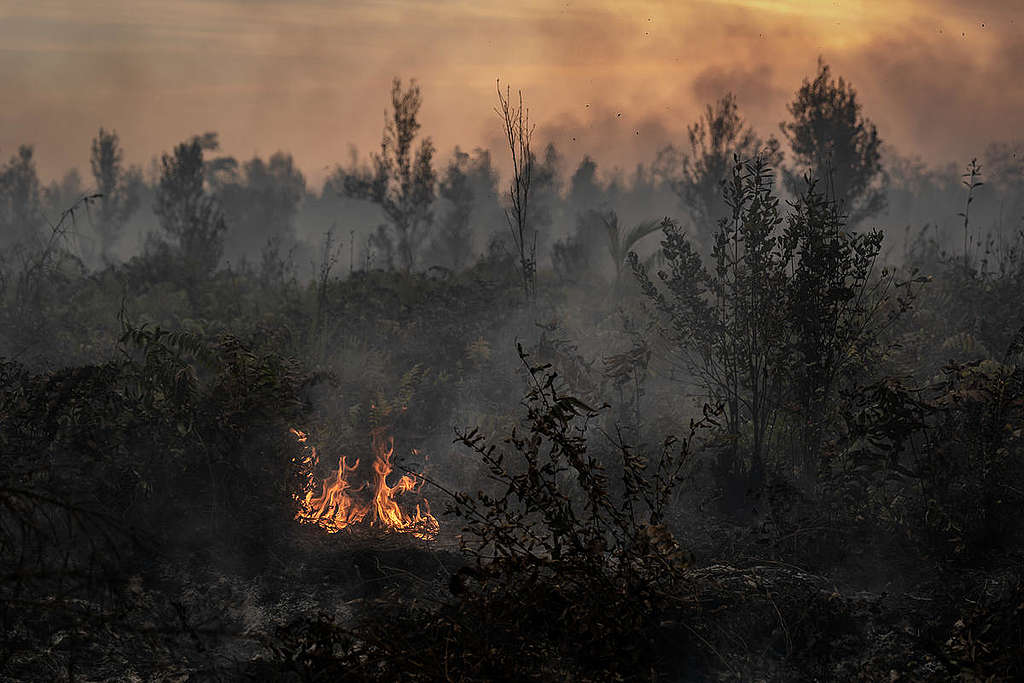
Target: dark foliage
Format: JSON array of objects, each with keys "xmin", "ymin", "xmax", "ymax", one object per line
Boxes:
[
  {"xmin": 781, "ymin": 59, "xmax": 886, "ymax": 226},
  {"xmin": 661, "ymin": 93, "xmax": 783, "ymax": 243},
  {"xmin": 257, "ymin": 349, "xmax": 709, "ymax": 680},
  {"xmin": 632, "ymin": 156, "xmax": 918, "ymax": 511},
  {"xmin": 90, "ymin": 128, "xmax": 142, "ymax": 263},
  {"xmin": 153, "ymin": 134, "xmax": 229, "ymax": 301},
  {"xmin": 0, "ymin": 310, "xmax": 316, "ymax": 676},
  {"xmin": 342, "ymin": 78, "xmax": 437, "ymax": 272},
  {"xmin": 837, "ymin": 358, "xmax": 1024, "ymax": 565}
]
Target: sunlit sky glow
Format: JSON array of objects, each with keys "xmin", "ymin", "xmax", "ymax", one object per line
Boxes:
[{"xmin": 1, "ymin": 0, "xmax": 1020, "ymax": 186}]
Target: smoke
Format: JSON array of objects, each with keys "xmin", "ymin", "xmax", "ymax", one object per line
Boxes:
[
  {"xmin": 691, "ymin": 63, "xmax": 786, "ymax": 121},
  {"xmin": 4, "ymin": 0, "xmax": 1021, "ymax": 187},
  {"xmin": 844, "ymin": 25, "xmax": 1024, "ymax": 166}
]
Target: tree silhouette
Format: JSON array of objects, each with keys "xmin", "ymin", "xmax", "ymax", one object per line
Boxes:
[
  {"xmin": 430, "ymin": 148, "xmax": 477, "ymax": 271},
  {"xmin": 0, "ymin": 146, "xmax": 43, "ymax": 249},
  {"xmin": 42, "ymin": 170, "xmax": 83, "ymax": 221},
  {"xmin": 567, "ymin": 155, "xmax": 603, "ymax": 217},
  {"xmin": 632, "ymin": 155, "xmax": 907, "ymax": 504},
  {"xmin": 529, "ymin": 143, "xmax": 563, "ymax": 245},
  {"xmin": 496, "ymin": 80, "xmax": 537, "ymax": 299},
  {"xmin": 661, "ymin": 93, "xmax": 781, "ymax": 243},
  {"xmin": 89, "ymin": 128, "xmax": 141, "ymax": 263},
  {"xmin": 154, "ymin": 134, "xmax": 227, "ymax": 285},
  {"xmin": 553, "ymin": 156, "xmax": 614, "ymax": 285},
  {"xmin": 212, "ymin": 152, "xmax": 306, "ymax": 264},
  {"xmin": 344, "ymin": 78, "xmax": 436, "ymax": 271},
  {"xmin": 780, "ymin": 59, "xmax": 885, "ymax": 226}
]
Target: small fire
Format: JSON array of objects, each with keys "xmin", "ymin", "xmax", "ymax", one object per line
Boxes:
[{"xmin": 290, "ymin": 427, "xmax": 439, "ymax": 540}]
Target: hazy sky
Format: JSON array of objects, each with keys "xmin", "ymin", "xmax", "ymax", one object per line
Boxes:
[{"xmin": 1, "ymin": 0, "xmax": 1020, "ymax": 186}]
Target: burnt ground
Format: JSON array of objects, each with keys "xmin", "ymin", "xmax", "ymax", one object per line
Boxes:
[{"xmin": 3, "ymin": 509, "xmax": 1020, "ymax": 681}]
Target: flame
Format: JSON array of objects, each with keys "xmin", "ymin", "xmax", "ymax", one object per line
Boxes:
[{"xmin": 290, "ymin": 427, "xmax": 439, "ymax": 540}]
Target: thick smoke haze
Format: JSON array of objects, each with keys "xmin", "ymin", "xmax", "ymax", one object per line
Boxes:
[{"xmin": 1, "ymin": 0, "xmax": 1020, "ymax": 186}]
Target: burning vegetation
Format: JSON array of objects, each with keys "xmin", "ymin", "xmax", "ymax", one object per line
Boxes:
[{"xmin": 290, "ymin": 427, "xmax": 439, "ymax": 540}]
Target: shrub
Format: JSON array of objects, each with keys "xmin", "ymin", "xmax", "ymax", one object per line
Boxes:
[
  {"xmin": 631, "ymin": 155, "xmax": 917, "ymax": 509},
  {"xmin": 836, "ymin": 356, "xmax": 1024, "ymax": 564},
  {"xmin": 259, "ymin": 347, "xmax": 711, "ymax": 680}
]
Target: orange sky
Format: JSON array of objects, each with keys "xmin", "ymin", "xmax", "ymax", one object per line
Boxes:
[{"xmin": 1, "ymin": 0, "xmax": 1020, "ymax": 187}]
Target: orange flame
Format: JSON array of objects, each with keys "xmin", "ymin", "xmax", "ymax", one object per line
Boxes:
[{"xmin": 290, "ymin": 427, "xmax": 439, "ymax": 540}]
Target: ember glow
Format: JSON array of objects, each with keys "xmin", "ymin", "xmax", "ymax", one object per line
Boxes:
[{"xmin": 290, "ymin": 427, "xmax": 439, "ymax": 540}]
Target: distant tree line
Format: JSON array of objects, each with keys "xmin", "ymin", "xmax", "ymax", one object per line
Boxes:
[{"xmin": 1, "ymin": 59, "xmax": 1022, "ymax": 290}]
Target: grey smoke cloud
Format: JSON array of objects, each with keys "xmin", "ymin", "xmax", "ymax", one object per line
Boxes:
[{"xmin": 0, "ymin": 0, "xmax": 1020, "ymax": 187}]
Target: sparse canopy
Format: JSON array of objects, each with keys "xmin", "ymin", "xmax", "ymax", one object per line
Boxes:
[
  {"xmin": 0, "ymin": 146, "xmax": 43, "ymax": 248},
  {"xmin": 632, "ymin": 154, "xmax": 902, "ymax": 499},
  {"xmin": 212, "ymin": 151, "xmax": 306, "ymax": 264},
  {"xmin": 154, "ymin": 134, "xmax": 227, "ymax": 279},
  {"xmin": 344, "ymin": 78, "xmax": 436, "ymax": 271},
  {"xmin": 431, "ymin": 147, "xmax": 477, "ymax": 271},
  {"xmin": 496, "ymin": 80, "xmax": 537, "ymax": 299},
  {"xmin": 90, "ymin": 128, "xmax": 141, "ymax": 262},
  {"xmin": 780, "ymin": 59, "xmax": 885, "ymax": 225},
  {"xmin": 662, "ymin": 93, "xmax": 782, "ymax": 241}
]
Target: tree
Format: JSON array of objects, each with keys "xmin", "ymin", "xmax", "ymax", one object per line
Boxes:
[
  {"xmin": 343, "ymin": 78, "xmax": 436, "ymax": 271},
  {"xmin": 552, "ymin": 156, "xmax": 609, "ymax": 284},
  {"xmin": 957, "ymin": 158, "xmax": 984, "ymax": 271},
  {"xmin": 780, "ymin": 59, "xmax": 885, "ymax": 226},
  {"xmin": 212, "ymin": 152, "xmax": 306, "ymax": 264},
  {"xmin": 0, "ymin": 146, "xmax": 43, "ymax": 249},
  {"xmin": 90, "ymin": 128, "xmax": 141, "ymax": 263},
  {"xmin": 552, "ymin": 209, "xmax": 602, "ymax": 284},
  {"xmin": 462, "ymin": 148, "xmax": 506, "ymax": 248},
  {"xmin": 631, "ymin": 155, "xmax": 908, "ymax": 508},
  {"xmin": 496, "ymin": 80, "xmax": 538, "ymax": 299},
  {"xmin": 428, "ymin": 148, "xmax": 475, "ymax": 270},
  {"xmin": 153, "ymin": 134, "xmax": 227, "ymax": 285},
  {"xmin": 42, "ymin": 169, "xmax": 83, "ymax": 219},
  {"xmin": 424, "ymin": 147, "xmax": 503, "ymax": 271},
  {"xmin": 634, "ymin": 158, "xmax": 786, "ymax": 509},
  {"xmin": 661, "ymin": 93, "xmax": 781, "ymax": 243},
  {"xmin": 566, "ymin": 155, "xmax": 603, "ymax": 217},
  {"xmin": 39, "ymin": 169, "xmax": 89, "ymax": 260},
  {"xmin": 780, "ymin": 178, "xmax": 898, "ymax": 479},
  {"xmin": 529, "ymin": 143, "xmax": 563, "ymax": 247}
]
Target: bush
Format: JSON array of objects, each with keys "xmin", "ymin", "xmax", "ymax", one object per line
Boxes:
[
  {"xmin": 836, "ymin": 356, "xmax": 1024, "ymax": 564},
  {"xmin": 259, "ymin": 348, "xmax": 711, "ymax": 680},
  {"xmin": 631, "ymin": 156, "xmax": 916, "ymax": 508}
]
